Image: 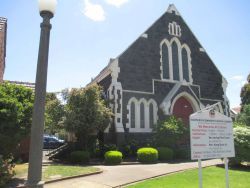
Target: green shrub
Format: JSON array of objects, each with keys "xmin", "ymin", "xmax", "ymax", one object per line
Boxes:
[
  {"xmin": 157, "ymin": 147, "xmax": 174, "ymax": 161},
  {"xmin": 154, "ymin": 116, "xmax": 187, "ymax": 148},
  {"xmin": 103, "ymin": 144, "xmax": 117, "ymax": 154},
  {"xmin": 0, "ymin": 156, "xmax": 15, "ymax": 187},
  {"xmin": 137, "ymin": 147, "xmax": 158, "ymax": 163},
  {"xmin": 174, "ymin": 148, "xmax": 190, "ymax": 160},
  {"xmin": 104, "ymin": 151, "xmax": 123, "ymax": 165},
  {"xmin": 70, "ymin": 151, "xmax": 90, "ymax": 164},
  {"xmin": 120, "ymin": 139, "xmax": 139, "ymax": 157},
  {"xmin": 230, "ymin": 126, "xmax": 250, "ymax": 165}
]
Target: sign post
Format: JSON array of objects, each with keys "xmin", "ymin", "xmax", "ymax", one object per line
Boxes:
[
  {"xmin": 198, "ymin": 159, "xmax": 202, "ymax": 188},
  {"xmin": 224, "ymin": 157, "xmax": 229, "ymax": 188},
  {"xmin": 190, "ymin": 107, "xmax": 235, "ymax": 188}
]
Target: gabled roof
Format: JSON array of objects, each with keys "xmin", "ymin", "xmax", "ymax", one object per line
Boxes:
[{"xmin": 89, "ymin": 4, "xmax": 226, "ymax": 85}]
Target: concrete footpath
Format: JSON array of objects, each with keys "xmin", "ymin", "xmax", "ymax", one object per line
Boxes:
[{"xmin": 45, "ymin": 159, "xmax": 222, "ymax": 188}]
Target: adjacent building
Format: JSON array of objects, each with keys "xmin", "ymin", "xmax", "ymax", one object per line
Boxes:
[{"xmin": 0, "ymin": 17, "xmax": 7, "ymax": 82}]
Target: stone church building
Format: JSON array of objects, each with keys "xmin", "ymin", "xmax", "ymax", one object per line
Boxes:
[{"xmin": 89, "ymin": 5, "xmax": 230, "ymax": 144}]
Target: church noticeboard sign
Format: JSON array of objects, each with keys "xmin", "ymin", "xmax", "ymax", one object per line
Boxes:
[{"xmin": 190, "ymin": 109, "xmax": 235, "ymax": 160}]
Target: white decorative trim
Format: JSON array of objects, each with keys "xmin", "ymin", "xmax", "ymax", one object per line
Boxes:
[
  {"xmin": 141, "ymin": 33, "xmax": 148, "ymax": 38},
  {"xmin": 182, "ymin": 44, "xmax": 193, "ymax": 83},
  {"xmin": 126, "ymin": 98, "xmax": 158, "ymax": 133},
  {"xmin": 123, "ymin": 89, "xmax": 153, "ymax": 95},
  {"xmin": 160, "ymin": 82, "xmax": 181, "ymax": 115},
  {"xmin": 167, "ymin": 4, "xmax": 180, "ymax": 16},
  {"xmin": 200, "ymin": 98, "xmax": 223, "ymax": 102},
  {"xmin": 107, "ymin": 59, "xmax": 124, "ymax": 133},
  {"xmin": 160, "ymin": 37, "xmax": 193, "ymax": 84},
  {"xmin": 168, "ymin": 22, "xmax": 181, "ymax": 37},
  {"xmin": 170, "ymin": 92, "xmax": 200, "ymax": 114},
  {"xmin": 148, "ymin": 99, "xmax": 158, "ymax": 125},
  {"xmin": 199, "ymin": 48, "xmax": 205, "ymax": 52},
  {"xmin": 222, "ymin": 76, "xmax": 230, "ymax": 116},
  {"xmin": 123, "ymin": 79, "xmax": 201, "ymax": 95}
]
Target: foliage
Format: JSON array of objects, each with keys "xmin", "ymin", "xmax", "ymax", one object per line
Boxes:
[
  {"xmin": 240, "ymin": 73, "xmax": 250, "ymax": 106},
  {"xmin": 104, "ymin": 151, "xmax": 123, "ymax": 165},
  {"xmin": 65, "ymin": 84, "xmax": 113, "ymax": 149},
  {"xmin": 102, "ymin": 144, "xmax": 117, "ymax": 155},
  {"xmin": 0, "ymin": 82, "xmax": 34, "ymax": 157},
  {"xmin": 157, "ymin": 147, "xmax": 174, "ymax": 161},
  {"xmin": 69, "ymin": 151, "xmax": 90, "ymax": 164},
  {"xmin": 0, "ymin": 155, "xmax": 15, "ymax": 187},
  {"xmin": 174, "ymin": 148, "xmax": 190, "ymax": 160},
  {"xmin": 45, "ymin": 92, "xmax": 65, "ymax": 134},
  {"xmin": 153, "ymin": 116, "xmax": 187, "ymax": 148},
  {"xmin": 231, "ymin": 126, "xmax": 250, "ymax": 165},
  {"xmin": 236, "ymin": 104, "xmax": 250, "ymax": 126},
  {"xmin": 137, "ymin": 147, "xmax": 158, "ymax": 163},
  {"xmin": 120, "ymin": 142, "xmax": 137, "ymax": 158}
]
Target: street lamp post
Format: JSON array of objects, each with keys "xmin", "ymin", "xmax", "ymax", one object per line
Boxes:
[{"xmin": 27, "ymin": 0, "xmax": 57, "ymax": 187}]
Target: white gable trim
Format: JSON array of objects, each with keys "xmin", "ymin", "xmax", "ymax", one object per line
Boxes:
[{"xmin": 167, "ymin": 4, "xmax": 180, "ymax": 16}]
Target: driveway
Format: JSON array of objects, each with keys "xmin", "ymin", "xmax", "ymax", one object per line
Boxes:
[{"xmin": 45, "ymin": 159, "xmax": 222, "ymax": 188}]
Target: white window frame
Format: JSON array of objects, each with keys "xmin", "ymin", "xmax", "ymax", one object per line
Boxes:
[
  {"xmin": 126, "ymin": 98, "xmax": 158, "ymax": 133},
  {"xmin": 160, "ymin": 37, "xmax": 193, "ymax": 84}
]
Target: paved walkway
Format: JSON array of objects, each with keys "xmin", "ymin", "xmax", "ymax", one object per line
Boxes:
[{"xmin": 45, "ymin": 159, "xmax": 222, "ymax": 188}]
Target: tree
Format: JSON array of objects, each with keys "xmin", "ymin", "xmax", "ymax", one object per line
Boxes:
[
  {"xmin": 231, "ymin": 125, "xmax": 250, "ymax": 165},
  {"xmin": 240, "ymin": 73, "xmax": 250, "ymax": 106},
  {"xmin": 0, "ymin": 82, "xmax": 34, "ymax": 157},
  {"xmin": 45, "ymin": 92, "xmax": 65, "ymax": 134},
  {"xmin": 64, "ymin": 84, "xmax": 112, "ymax": 150},
  {"xmin": 153, "ymin": 116, "xmax": 187, "ymax": 148},
  {"xmin": 237, "ymin": 104, "xmax": 250, "ymax": 126}
]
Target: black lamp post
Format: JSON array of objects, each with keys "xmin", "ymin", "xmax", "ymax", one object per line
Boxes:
[{"xmin": 27, "ymin": 0, "xmax": 57, "ymax": 187}]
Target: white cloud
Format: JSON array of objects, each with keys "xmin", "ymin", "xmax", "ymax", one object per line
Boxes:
[
  {"xmin": 230, "ymin": 75, "xmax": 244, "ymax": 81},
  {"xmin": 241, "ymin": 81, "xmax": 247, "ymax": 86},
  {"xmin": 105, "ymin": 0, "xmax": 129, "ymax": 8},
  {"xmin": 83, "ymin": 0, "xmax": 105, "ymax": 21}
]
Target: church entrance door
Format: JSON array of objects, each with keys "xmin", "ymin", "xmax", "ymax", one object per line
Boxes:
[{"xmin": 172, "ymin": 96, "xmax": 194, "ymax": 126}]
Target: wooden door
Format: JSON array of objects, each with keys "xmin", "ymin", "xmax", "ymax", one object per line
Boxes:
[{"xmin": 172, "ymin": 96, "xmax": 194, "ymax": 126}]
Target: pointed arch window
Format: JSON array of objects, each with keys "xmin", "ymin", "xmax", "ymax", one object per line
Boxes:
[
  {"xmin": 149, "ymin": 103, "xmax": 154, "ymax": 128},
  {"xmin": 162, "ymin": 44, "xmax": 170, "ymax": 79},
  {"xmin": 140, "ymin": 103, "xmax": 145, "ymax": 128},
  {"xmin": 172, "ymin": 42, "xmax": 179, "ymax": 81},
  {"xmin": 130, "ymin": 102, "xmax": 135, "ymax": 128},
  {"xmin": 160, "ymin": 38, "xmax": 192, "ymax": 83},
  {"xmin": 182, "ymin": 48, "xmax": 189, "ymax": 82}
]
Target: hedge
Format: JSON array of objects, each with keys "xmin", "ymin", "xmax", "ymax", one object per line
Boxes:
[
  {"xmin": 157, "ymin": 147, "xmax": 174, "ymax": 161},
  {"xmin": 104, "ymin": 151, "xmax": 123, "ymax": 165},
  {"xmin": 137, "ymin": 147, "xmax": 158, "ymax": 163}
]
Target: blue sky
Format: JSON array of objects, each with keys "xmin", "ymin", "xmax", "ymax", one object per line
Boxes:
[{"xmin": 1, "ymin": 0, "xmax": 249, "ymax": 108}]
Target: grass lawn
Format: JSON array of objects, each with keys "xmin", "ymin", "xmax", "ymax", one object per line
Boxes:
[
  {"xmin": 13, "ymin": 163, "xmax": 100, "ymax": 181},
  {"xmin": 127, "ymin": 166, "xmax": 250, "ymax": 188}
]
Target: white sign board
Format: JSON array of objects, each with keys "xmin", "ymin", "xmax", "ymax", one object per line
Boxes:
[{"xmin": 190, "ymin": 109, "xmax": 235, "ymax": 160}]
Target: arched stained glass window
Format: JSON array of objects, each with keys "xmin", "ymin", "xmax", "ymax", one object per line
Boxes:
[
  {"xmin": 140, "ymin": 103, "xmax": 145, "ymax": 128},
  {"xmin": 172, "ymin": 42, "xmax": 179, "ymax": 81},
  {"xmin": 182, "ymin": 48, "xmax": 189, "ymax": 82},
  {"xmin": 130, "ymin": 102, "xmax": 135, "ymax": 128},
  {"xmin": 162, "ymin": 44, "xmax": 170, "ymax": 79}
]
